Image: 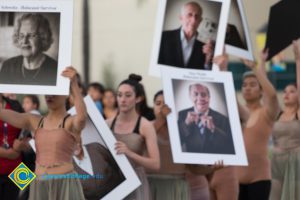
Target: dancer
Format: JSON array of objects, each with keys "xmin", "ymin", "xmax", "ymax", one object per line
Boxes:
[
  {"xmin": 107, "ymin": 74, "xmax": 160, "ymax": 200},
  {"xmin": 0, "ymin": 67, "xmax": 87, "ymax": 200},
  {"xmin": 237, "ymin": 51, "xmax": 280, "ymax": 200},
  {"xmin": 269, "ymin": 40, "xmax": 300, "ymax": 200},
  {"xmin": 148, "ymin": 90, "xmax": 190, "ymax": 200}
]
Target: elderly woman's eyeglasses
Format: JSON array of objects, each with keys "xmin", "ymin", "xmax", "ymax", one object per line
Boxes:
[{"xmin": 18, "ymin": 33, "xmax": 39, "ymax": 40}]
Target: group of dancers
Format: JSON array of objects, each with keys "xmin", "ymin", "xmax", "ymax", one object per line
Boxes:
[{"xmin": 0, "ymin": 41, "xmax": 299, "ymax": 200}]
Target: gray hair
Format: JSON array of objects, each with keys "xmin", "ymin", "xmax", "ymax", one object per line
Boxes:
[
  {"xmin": 181, "ymin": 1, "xmax": 203, "ymax": 16},
  {"xmin": 13, "ymin": 13, "xmax": 53, "ymax": 52},
  {"xmin": 189, "ymin": 83, "xmax": 210, "ymax": 97}
]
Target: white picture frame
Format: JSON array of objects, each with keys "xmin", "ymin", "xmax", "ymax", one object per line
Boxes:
[
  {"xmin": 0, "ymin": 0, "xmax": 73, "ymax": 95},
  {"xmin": 225, "ymin": 0, "xmax": 254, "ymax": 60},
  {"xmin": 149, "ymin": 0, "xmax": 231, "ymax": 76},
  {"xmin": 161, "ymin": 66, "xmax": 248, "ymax": 166},
  {"xmin": 68, "ymin": 96, "xmax": 141, "ymax": 200}
]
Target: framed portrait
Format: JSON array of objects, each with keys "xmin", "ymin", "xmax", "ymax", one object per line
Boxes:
[
  {"xmin": 225, "ymin": 0, "xmax": 254, "ymax": 60},
  {"xmin": 149, "ymin": 0, "xmax": 230, "ymax": 77},
  {"xmin": 68, "ymin": 96, "xmax": 141, "ymax": 200},
  {"xmin": 161, "ymin": 66, "xmax": 248, "ymax": 166},
  {"xmin": 0, "ymin": 0, "xmax": 73, "ymax": 95}
]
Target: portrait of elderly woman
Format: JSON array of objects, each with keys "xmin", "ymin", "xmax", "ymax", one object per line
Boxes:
[{"xmin": 0, "ymin": 13, "xmax": 59, "ymax": 85}]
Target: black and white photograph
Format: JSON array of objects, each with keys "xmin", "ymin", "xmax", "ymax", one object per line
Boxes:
[
  {"xmin": 0, "ymin": 0, "xmax": 73, "ymax": 95},
  {"xmin": 149, "ymin": 0, "xmax": 230, "ymax": 76},
  {"xmin": 225, "ymin": 0, "xmax": 254, "ymax": 60},
  {"xmin": 68, "ymin": 96, "xmax": 141, "ymax": 200},
  {"xmin": 161, "ymin": 66, "xmax": 248, "ymax": 165}
]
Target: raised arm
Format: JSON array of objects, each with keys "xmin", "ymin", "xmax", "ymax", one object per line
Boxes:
[
  {"xmin": 62, "ymin": 67, "xmax": 87, "ymax": 134},
  {"xmin": 293, "ymin": 41, "xmax": 300, "ymax": 108},
  {"xmin": 0, "ymin": 109, "xmax": 37, "ymax": 131},
  {"xmin": 243, "ymin": 51, "xmax": 279, "ymax": 121}
]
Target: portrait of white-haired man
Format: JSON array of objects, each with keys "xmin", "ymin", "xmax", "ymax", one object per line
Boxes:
[
  {"xmin": 177, "ymin": 83, "xmax": 235, "ymax": 154},
  {"xmin": 0, "ymin": 13, "xmax": 58, "ymax": 85},
  {"xmin": 158, "ymin": 1, "xmax": 214, "ymax": 70}
]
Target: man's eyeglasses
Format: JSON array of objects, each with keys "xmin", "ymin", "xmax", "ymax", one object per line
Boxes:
[{"xmin": 192, "ymin": 92, "xmax": 209, "ymax": 98}]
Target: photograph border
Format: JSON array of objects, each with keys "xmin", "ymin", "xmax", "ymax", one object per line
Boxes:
[
  {"xmin": 0, "ymin": 0, "xmax": 73, "ymax": 95},
  {"xmin": 225, "ymin": 0, "xmax": 254, "ymax": 60},
  {"xmin": 149, "ymin": 0, "xmax": 231, "ymax": 77},
  {"xmin": 68, "ymin": 96, "xmax": 141, "ymax": 200},
  {"xmin": 161, "ymin": 66, "xmax": 248, "ymax": 166}
]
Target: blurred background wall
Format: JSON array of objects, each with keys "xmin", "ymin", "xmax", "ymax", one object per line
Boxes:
[{"xmin": 71, "ymin": 0, "xmax": 291, "ymax": 106}]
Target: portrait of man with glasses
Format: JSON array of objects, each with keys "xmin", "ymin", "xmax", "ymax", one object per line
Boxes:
[
  {"xmin": 0, "ymin": 13, "xmax": 58, "ymax": 85},
  {"xmin": 177, "ymin": 83, "xmax": 235, "ymax": 154}
]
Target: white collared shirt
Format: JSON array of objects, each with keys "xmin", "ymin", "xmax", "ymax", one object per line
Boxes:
[{"xmin": 180, "ymin": 28, "xmax": 197, "ymax": 66}]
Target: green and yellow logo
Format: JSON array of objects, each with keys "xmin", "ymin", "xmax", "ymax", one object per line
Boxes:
[{"xmin": 8, "ymin": 162, "xmax": 36, "ymax": 190}]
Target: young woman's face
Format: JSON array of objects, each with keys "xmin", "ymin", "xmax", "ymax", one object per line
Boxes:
[
  {"xmin": 283, "ymin": 85, "xmax": 298, "ymax": 106},
  {"xmin": 45, "ymin": 95, "xmax": 67, "ymax": 110},
  {"xmin": 22, "ymin": 97, "xmax": 36, "ymax": 113},
  {"xmin": 117, "ymin": 84, "xmax": 137, "ymax": 113},
  {"xmin": 153, "ymin": 94, "xmax": 164, "ymax": 118},
  {"xmin": 103, "ymin": 90, "xmax": 116, "ymax": 108}
]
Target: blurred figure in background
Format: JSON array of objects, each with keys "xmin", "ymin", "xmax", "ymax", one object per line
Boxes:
[
  {"xmin": 102, "ymin": 89, "xmax": 118, "ymax": 119},
  {"xmin": 22, "ymin": 95, "xmax": 41, "ymax": 115},
  {"xmin": 136, "ymin": 83, "xmax": 155, "ymax": 121},
  {"xmin": 17, "ymin": 95, "xmax": 40, "ymax": 200},
  {"xmin": 87, "ymin": 82, "xmax": 105, "ymax": 114},
  {"xmin": 3, "ymin": 93, "xmax": 17, "ymax": 100},
  {"xmin": 0, "ymin": 94, "xmax": 24, "ymax": 200},
  {"xmin": 270, "ymin": 40, "xmax": 300, "ymax": 200}
]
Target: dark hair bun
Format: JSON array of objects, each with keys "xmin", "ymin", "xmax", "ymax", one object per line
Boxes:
[{"xmin": 128, "ymin": 74, "xmax": 142, "ymax": 83}]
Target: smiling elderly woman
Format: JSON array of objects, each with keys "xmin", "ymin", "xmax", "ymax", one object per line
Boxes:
[{"xmin": 0, "ymin": 13, "xmax": 57, "ymax": 85}]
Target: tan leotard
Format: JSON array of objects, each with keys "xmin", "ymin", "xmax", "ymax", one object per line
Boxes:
[
  {"xmin": 34, "ymin": 115, "xmax": 80, "ymax": 175},
  {"xmin": 238, "ymin": 107, "xmax": 273, "ymax": 183}
]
